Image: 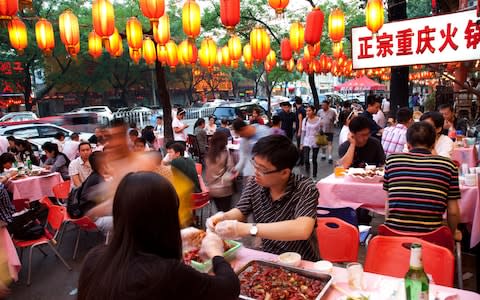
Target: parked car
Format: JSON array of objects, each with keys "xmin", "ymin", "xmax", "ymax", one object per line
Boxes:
[
  {"xmin": 213, "ymin": 102, "xmax": 268, "ymax": 125},
  {"xmin": 71, "ymin": 106, "xmax": 114, "ymax": 124},
  {"xmin": 129, "ymin": 106, "xmax": 152, "ymax": 113},
  {"xmin": 0, "ymin": 123, "xmax": 93, "ymax": 146},
  {"xmin": 0, "ymin": 112, "xmax": 38, "ymax": 124}
]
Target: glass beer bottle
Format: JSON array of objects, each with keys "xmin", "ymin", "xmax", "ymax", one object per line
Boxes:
[{"xmin": 405, "ymin": 243, "xmax": 429, "ymax": 300}]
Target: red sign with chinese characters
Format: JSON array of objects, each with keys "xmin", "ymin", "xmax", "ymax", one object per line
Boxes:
[
  {"xmin": 352, "ymin": 9, "xmax": 480, "ymax": 69},
  {"xmin": 0, "ymin": 61, "xmax": 24, "ymax": 94}
]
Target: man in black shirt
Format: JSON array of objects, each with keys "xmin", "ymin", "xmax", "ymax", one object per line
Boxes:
[
  {"xmin": 294, "ymin": 96, "xmax": 306, "ymax": 165},
  {"xmin": 360, "ymin": 95, "xmax": 382, "ymax": 138},
  {"xmin": 277, "ymin": 102, "xmax": 295, "ymax": 140},
  {"xmin": 338, "ymin": 116, "xmax": 386, "ymax": 168},
  {"xmin": 438, "ymin": 104, "xmax": 468, "ymax": 136}
]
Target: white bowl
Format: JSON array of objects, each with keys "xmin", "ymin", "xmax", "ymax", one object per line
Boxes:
[
  {"xmin": 278, "ymin": 252, "xmax": 302, "ymax": 267},
  {"xmin": 313, "ymin": 260, "xmax": 333, "ymax": 273}
]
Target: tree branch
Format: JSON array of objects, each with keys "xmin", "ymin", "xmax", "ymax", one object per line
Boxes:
[
  {"xmin": 305, "ymin": 0, "xmax": 316, "ymax": 8},
  {"xmin": 242, "ymin": 11, "xmax": 281, "ymax": 45}
]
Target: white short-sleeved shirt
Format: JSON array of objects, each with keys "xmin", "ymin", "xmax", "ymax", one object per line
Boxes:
[
  {"xmin": 172, "ymin": 117, "xmax": 186, "ymax": 141},
  {"xmin": 435, "ymin": 134, "xmax": 454, "ymax": 158},
  {"xmin": 62, "ymin": 140, "xmax": 80, "ymax": 161},
  {"xmin": 68, "ymin": 157, "xmax": 92, "ymax": 187}
]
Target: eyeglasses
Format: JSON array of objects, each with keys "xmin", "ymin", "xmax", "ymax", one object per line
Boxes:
[{"xmin": 251, "ymin": 158, "xmax": 282, "ymax": 176}]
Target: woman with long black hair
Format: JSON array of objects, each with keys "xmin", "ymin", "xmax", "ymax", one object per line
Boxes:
[
  {"xmin": 42, "ymin": 142, "xmax": 70, "ymax": 180},
  {"xmin": 78, "ymin": 172, "xmax": 239, "ymax": 300}
]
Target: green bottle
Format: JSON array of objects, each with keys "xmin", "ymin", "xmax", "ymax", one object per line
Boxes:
[
  {"xmin": 26, "ymin": 158, "xmax": 32, "ymax": 170},
  {"xmin": 405, "ymin": 243, "xmax": 429, "ymax": 300}
]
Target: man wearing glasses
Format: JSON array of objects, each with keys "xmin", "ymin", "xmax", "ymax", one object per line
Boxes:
[{"xmin": 206, "ymin": 135, "xmax": 321, "ymax": 261}]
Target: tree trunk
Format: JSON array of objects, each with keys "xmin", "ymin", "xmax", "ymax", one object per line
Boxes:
[
  {"xmin": 388, "ymin": 0, "xmax": 408, "ymax": 113},
  {"xmin": 308, "ymin": 73, "xmax": 319, "ymax": 110},
  {"xmin": 156, "ymin": 61, "xmax": 173, "ymax": 144},
  {"xmin": 23, "ymin": 63, "xmax": 33, "ymax": 111},
  {"xmin": 265, "ymin": 73, "xmax": 271, "ymax": 119}
]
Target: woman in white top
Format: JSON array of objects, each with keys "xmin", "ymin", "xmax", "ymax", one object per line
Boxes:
[
  {"xmin": 172, "ymin": 108, "xmax": 188, "ymax": 142},
  {"xmin": 420, "ymin": 111, "xmax": 453, "ymax": 158},
  {"xmin": 205, "ymin": 115, "xmax": 217, "ymax": 136},
  {"xmin": 339, "ymin": 111, "xmax": 356, "ymax": 146},
  {"xmin": 301, "ymin": 105, "xmax": 322, "ymax": 178}
]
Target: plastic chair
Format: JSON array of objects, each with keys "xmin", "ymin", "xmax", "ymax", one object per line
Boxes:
[
  {"xmin": 191, "ymin": 191, "xmax": 210, "ymax": 228},
  {"xmin": 12, "ymin": 198, "xmax": 30, "ymax": 212},
  {"xmin": 365, "ymin": 236, "xmax": 454, "ymax": 287},
  {"xmin": 39, "ymin": 196, "xmax": 71, "ymax": 248},
  {"xmin": 378, "ymin": 224, "xmax": 462, "ymax": 288},
  {"xmin": 316, "ymin": 217, "xmax": 359, "ymax": 263},
  {"xmin": 13, "ymin": 205, "xmax": 72, "ymax": 286},
  {"xmin": 70, "ymin": 216, "xmax": 109, "ymax": 260},
  {"xmin": 317, "ymin": 206, "xmax": 371, "ymax": 244},
  {"xmin": 52, "ymin": 180, "xmax": 71, "ymax": 204}
]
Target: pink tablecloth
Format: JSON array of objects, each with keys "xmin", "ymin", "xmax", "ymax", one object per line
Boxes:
[
  {"xmin": 452, "ymin": 146, "xmax": 478, "ymax": 168},
  {"xmin": 317, "ymin": 174, "xmax": 480, "ymax": 248},
  {"xmin": 0, "ymin": 227, "xmax": 20, "ymax": 282},
  {"xmin": 232, "ymin": 247, "xmax": 479, "ymax": 299},
  {"xmin": 7, "ymin": 172, "xmax": 63, "ymax": 201}
]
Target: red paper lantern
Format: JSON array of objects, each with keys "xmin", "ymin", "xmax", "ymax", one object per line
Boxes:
[
  {"xmin": 199, "ymin": 37, "xmax": 217, "ymax": 69},
  {"xmin": 8, "ymin": 16, "xmax": 27, "ymax": 54},
  {"xmin": 182, "ymin": 0, "xmax": 201, "ymax": 39},
  {"xmin": 220, "ymin": 0, "xmax": 240, "ymax": 33},
  {"xmin": 106, "ymin": 28, "xmax": 121, "ymax": 56},
  {"xmin": 242, "ymin": 43, "xmax": 253, "ymax": 66},
  {"xmin": 281, "ymin": 38, "xmax": 292, "ymax": 61},
  {"xmin": 264, "ymin": 60, "xmax": 273, "ymax": 73},
  {"xmin": 289, "ymin": 21, "xmax": 304, "ymax": 53},
  {"xmin": 165, "ymin": 40, "xmax": 178, "ymax": 71},
  {"xmin": 268, "ymin": 0, "xmax": 289, "ymax": 15},
  {"xmin": 35, "ymin": 18, "xmax": 55, "ymax": 55},
  {"xmin": 304, "ymin": 7, "xmax": 324, "ymax": 46},
  {"xmin": 88, "ymin": 30, "xmax": 103, "ymax": 59},
  {"xmin": 328, "ymin": 8, "xmax": 345, "ymax": 44},
  {"xmin": 59, "ymin": 10, "xmax": 79, "ymax": 55},
  {"xmin": 265, "ymin": 50, "xmax": 276, "ymax": 69},
  {"xmin": 140, "ymin": 0, "xmax": 165, "ymax": 26},
  {"xmin": 126, "ymin": 17, "xmax": 143, "ymax": 53},
  {"xmin": 332, "ymin": 41, "xmax": 343, "ymax": 58},
  {"xmin": 216, "ymin": 48, "xmax": 223, "ymax": 66},
  {"xmin": 179, "ymin": 39, "xmax": 198, "ymax": 65},
  {"xmin": 250, "ymin": 27, "xmax": 270, "ymax": 61},
  {"xmin": 296, "ymin": 58, "xmax": 306, "ymax": 73},
  {"xmin": 157, "ymin": 44, "xmax": 167, "ymax": 64},
  {"xmin": 311, "ymin": 59, "xmax": 321, "ymax": 74},
  {"xmin": 112, "ymin": 40, "xmax": 123, "ymax": 58},
  {"xmin": 143, "ymin": 37, "xmax": 157, "ymax": 66},
  {"xmin": 130, "ymin": 47, "xmax": 142, "ymax": 64},
  {"xmin": 154, "ymin": 15, "xmax": 170, "ymax": 46},
  {"xmin": 366, "ymin": 0, "xmax": 384, "ymax": 34},
  {"xmin": 92, "ymin": 0, "xmax": 115, "ymax": 39},
  {"xmin": 0, "ymin": 0, "xmax": 18, "ymax": 20},
  {"xmin": 228, "ymin": 34, "xmax": 242, "ymax": 68},
  {"xmin": 285, "ymin": 58, "xmax": 295, "ymax": 72}
]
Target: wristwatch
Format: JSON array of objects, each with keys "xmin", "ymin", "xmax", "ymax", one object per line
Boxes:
[{"xmin": 249, "ymin": 223, "xmax": 258, "ymax": 237}]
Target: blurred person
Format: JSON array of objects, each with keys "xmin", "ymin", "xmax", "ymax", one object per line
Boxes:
[
  {"xmin": 338, "ymin": 110, "xmax": 356, "ymax": 146},
  {"xmin": 206, "ymin": 132, "xmax": 235, "ymax": 212},
  {"xmin": 0, "ymin": 153, "xmax": 16, "ymax": 174},
  {"xmin": 0, "ymin": 136, "xmax": 7, "ymax": 155},
  {"xmin": 420, "ymin": 112, "xmax": 454, "ymax": 158},
  {"xmin": 206, "ymin": 135, "xmax": 320, "ymax": 261},
  {"xmin": 173, "ymin": 108, "xmax": 189, "ymax": 144},
  {"xmin": 231, "ymin": 119, "xmax": 270, "ymax": 177},
  {"xmin": 42, "ymin": 142, "xmax": 70, "ymax": 180},
  {"xmin": 301, "ymin": 105, "xmax": 322, "ymax": 178},
  {"xmin": 78, "ymin": 172, "xmax": 240, "ymax": 300},
  {"xmin": 269, "ymin": 115, "xmax": 285, "ymax": 136},
  {"xmin": 360, "ymin": 95, "xmax": 383, "ymax": 138},
  {"xmin": 6, "ymin": 136, "xmax": 16, "ymax": 154},
  {"xmin": 53, "ymin": 131, "xmax": 66, "ymax": 152},
  {"xmin": 141, "ymin": 126, "xmax": 156, "ymax": 150},
  {"xmin": 338, "ymin": 116, "xmax": 385, "ymax": 169},
  {"xmin": 381, "ymin": 96, "xmax": 390, "ymax": 115},
  {"xmin": 386, "ymin": 115, "xmax": 396, "ymax": 127},
  {"xmin": 384, "ymin": 122, "xmax": 460, "ymax": 237},
  {"xmin": 205, "ymin": 116, "xmax": 217, "ymax": 135},
  {"xmin": 14, "ymin": 139, "xmax": 38, "ymax": 165},
  {"xmin": 249, "ymin": 107, "xmax": 264, "ymax": 125},
  {"xmin": 410, "ymin": 92, "xmax": 420, "ymax": 110},
  {"xmin": 67, "ymin": 151, "xmax": 108, "ymax": 219},
  {"xmin": 338, "ymin": 101, "xmax": 352, "ymax": 128},
  {"xmin": 63, "ymin": 132, "xmax": 81, "ymax": 161},
  {"xmin": 373, "ymin": 108, "xmax": 386, "ymax": 128},
  {"xmin": 88, "ymin": 127, "xmax": 104, "ymax": 145},
  {"xmin": 134, "ymin": 137, "xmax": 149, "ymax": 152},
  {"xmin": 277, "ymin": 102, "xmax": 295, "ymax": 140},
  {"xmin": 317, "ymin": 100, "xmax": 337, "ymax": 164},
  {"xmin": 167, "ymin": 143, "xmax": 201, "ymax": 193},
  {"xmin": 382, "ymin": 107, "xmax": 413, "ymax": 156},
  {"xmin": 216, "ymin": 119, "xmax": 232, "ymax": 141},
  {"xmin": 154, "ymin": 116, "xmax": 164, "ymax": 133},
  {"xmin": 128, "ymin": 129, "xmax": 139, "ymax": 151},
  {"xmin": 193, "ymin": 118, "xmax": 207, "ymax": 159},
  {"xmin": 438, "ymin": 104, "xmax": 467, "ymax": 136},
  {"xmin": 68, "ymin": 142, "xmax": 93, "ymax": 188},
  {"xmin": 413, "ymin": 110, "xmax": 423, "ymax": 122},
  {"xmin": 294, "ymin": 97, "xmax": 306, "ymax": 165}
]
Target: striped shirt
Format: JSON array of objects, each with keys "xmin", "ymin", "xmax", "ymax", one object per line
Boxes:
[
  {"xmin": 383, "ymin": 149, "xmax": 460, "ymax": 232},
  {"xmin": 236, "ymin": 174, "xmax": 321, "ymax": 261},
  {"xmin": 382, "ymin": 123, "xmax": 408, "ymax": 156}
]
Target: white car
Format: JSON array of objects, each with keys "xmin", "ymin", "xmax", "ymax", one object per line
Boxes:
[
  {"xmin": 0, "ymin": 112, "xmax": 38, "ymax": 123},
  {"xmin": 0, "ymin": 123, "xmax": 92, "ymax": 147},
  {"xmin": 71, "ymin": 106, "xmax": 114, "ymax": 123},
  {"xmin": 129, "ymin": 106, "xmax": 152, "ymax": 113}
]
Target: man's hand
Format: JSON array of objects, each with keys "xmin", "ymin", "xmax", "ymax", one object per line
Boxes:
[
  {"xmin": 184, "ymin": 124, "xmax": 189, "ymax": 129},
  {"xmin": 215, "ymin": 220, "xmax": 242, "ymax": 240},
  {"xmin": 205, "ymin": 212, "xmax": 225, "ymax": 232},
  {"xmin": 454, "ymin": 229, "xmax": 462, "ymax": 242},
  {"xmin": 200, "ymin": 231, "xmax": 225, "ymax": 258},
  {"xmin": 347, "ymin": 132, "xmax": 356, "ymax": 146}
]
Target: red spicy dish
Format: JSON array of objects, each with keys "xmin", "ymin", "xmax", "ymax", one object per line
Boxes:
[
  {"xmin": 238, "ymin": 261, "xmax": 329, "ymax": 300},
  {"xmin": 182, "ymin": 231, "xmax": 233, "ymax": 264}
]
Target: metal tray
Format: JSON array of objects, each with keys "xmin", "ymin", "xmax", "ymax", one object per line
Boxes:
[{"xmin": 236, "ymin": 260, "xmax": 333, "ymax": 300}]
